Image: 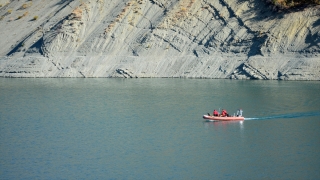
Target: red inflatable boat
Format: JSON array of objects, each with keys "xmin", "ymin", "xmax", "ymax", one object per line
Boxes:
[{"xmin": 203, "ymin": 115, "xmax": 244, "ymax": 121}]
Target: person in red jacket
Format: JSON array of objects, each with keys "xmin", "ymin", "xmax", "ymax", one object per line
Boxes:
[
  {"xmin": 221, "ymin": 109, "xmax": 227, "ymax": 117},
  {"xmin": 213, "ymin": 110, "xmax": 219, "ymax": 116}
]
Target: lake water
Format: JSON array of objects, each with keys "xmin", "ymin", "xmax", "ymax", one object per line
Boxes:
[{"xmin": 1, "ymin": 78, "xmax": 320, "ymax": 179}]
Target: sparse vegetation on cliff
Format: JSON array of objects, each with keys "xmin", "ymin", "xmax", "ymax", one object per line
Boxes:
[
  {"xmin": 71, "ymin": 7, "xmax": 82, "ymax": 19},
  {"xmin": 17, "ymin": 11, "xmax": 28, "ymax": 20},
  {"xmin": 19, "ymin": 2, "xmax": 32, "ymax": 10},
  {"xmin": 268, "ymin": 0, "xmax": 320, "ymax": 9}
]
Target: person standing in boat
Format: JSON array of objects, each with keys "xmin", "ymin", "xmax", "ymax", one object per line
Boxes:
[
  {"xmin": 237, "ymin": 109, "xmax": 243, "ymax": 117},
  {"xmin": 213, "ymin": 109, "xmax": 219, "ymax": 116}
]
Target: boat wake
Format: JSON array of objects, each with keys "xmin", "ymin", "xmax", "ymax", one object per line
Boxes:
[{"xmin": 244, "ymin": 111, "xmax": 320, "ymax": 121}]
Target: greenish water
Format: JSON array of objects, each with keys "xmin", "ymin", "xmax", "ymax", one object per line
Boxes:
[{"xmin": 1, "ymin": 78, "xmax": 320, "ymax": 179}]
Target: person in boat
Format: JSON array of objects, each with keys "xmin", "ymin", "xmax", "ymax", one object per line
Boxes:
[
  {"xmin": 213, "ymin": 109, "xmax": 219, "ymax": 116},
  {"xmin": 221, "ymin": 109, "xmax": 228, "ymax": 117},
  {"xmin": 236, "ymin": 108, "xmax": 243, "ymax": 117}
]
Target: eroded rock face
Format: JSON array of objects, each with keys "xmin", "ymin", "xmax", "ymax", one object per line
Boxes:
[{"xmin": 0, "ymin": 0, "xmax": 319, "ymax": 79}]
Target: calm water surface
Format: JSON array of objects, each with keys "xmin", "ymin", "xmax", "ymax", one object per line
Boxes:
[{"xmin": 0, "ymin": 78, "xmax": 320, "ymax": 179}]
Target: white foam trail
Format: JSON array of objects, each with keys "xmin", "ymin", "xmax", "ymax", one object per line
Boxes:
[
  {"xmin": 244, "ymin": 118, "xmax": 259, "ymax": 120},
  {"xmin": 244, "ymin": 111, "xmax": 320, "ymax": 121}
]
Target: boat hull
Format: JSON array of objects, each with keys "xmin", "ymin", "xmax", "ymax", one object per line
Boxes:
[{"xmin": 203, "ymin": 115, "xmax": 244, "ymax": 121}]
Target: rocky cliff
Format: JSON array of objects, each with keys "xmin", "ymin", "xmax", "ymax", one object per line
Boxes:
[{"xmin": 0, "ymin": 0, "xmax": 319, "ymax": 79}]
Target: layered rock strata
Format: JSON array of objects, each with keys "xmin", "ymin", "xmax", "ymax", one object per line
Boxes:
[{"xmin": 0, "ymin": 0, "xmax": 319, "ymax": 79}]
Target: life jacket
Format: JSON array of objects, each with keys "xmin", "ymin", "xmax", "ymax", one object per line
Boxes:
[{"xmin": 222, "ymin": 110, "xmax": 227, "ymax": 116}]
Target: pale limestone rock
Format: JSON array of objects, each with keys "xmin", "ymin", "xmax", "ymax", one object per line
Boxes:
[{"xmin": 0, "ymin": 0, "xmax": 319, "ymax": 80}]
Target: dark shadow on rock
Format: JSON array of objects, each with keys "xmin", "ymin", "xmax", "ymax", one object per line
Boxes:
[
  {"xmin": 231, "ymin": 0, "xmax": 283, "ymax": 29},
  {"xmin": 7, "ymin": 28, "xmax": 43, "ymax": 56},
  {"xmin": 55, "ymin": 0, "xmax": 74, "ymax": 6},
  {"xmin": 232, "ymin": 63, "xmax": 259, "ymax": 80},
  {"xmin": 7, "ymin": 41, "xmax": 25, "ymax": 56},
  {"xmin": 305, "ymin": 29, "xmax": 320, "ymax": 51},
  {"xmin": 313, "ymin": 19, "xmax": 320, "ymax": 28},
  {"xmin": 51, "ymin": 0, "xmax": 77, "ymax": 11},
  {"xmin": 238, "ymin": 0, "xmax": 318, "ymax": 23},
  {"xmin": 25, "ymin": 38, "xmax": 44, "ymax": 56},
  {"xmin": 248, "ymin": 34, "xmax": 268, "ymax": 57}
]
